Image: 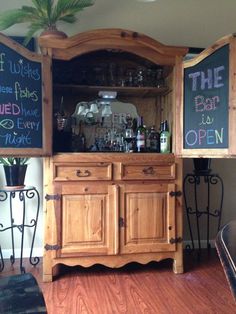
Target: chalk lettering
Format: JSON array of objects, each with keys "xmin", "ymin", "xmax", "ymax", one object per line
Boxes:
[
  {"xmin": 215, "ymin": 128, "xmax": 224, "ymax": 144},
  {"xmin": 189, "ymin": 66, "xmax": 225, "ymax": 91},
  {"xmin": 185, "ymin": 128, "xmax": 224, "ymax": 146},
  {"xmin": 199, "ymin": 114, "xmax": 214, "ymax": 126},
  {"xmin": 17, "ymin": 118, "xmax": 40, "ymax": 131},
  {"xmin": 188, "ymin": 71, "xmax": 200, "ymax": 91},
  {"xmin": 0, "ymin": 53, "xmax": 5, "ymax": 72},
  {"xmin": 0, "ymin": 103, "xmax": 20, "ymax": 115},
  {"xmin": 8, "ymin": 59, "xmax": 40, "ymax": 80},
  {"xmin": 0, "ymin": 131, "xmax": 31, "ymax": 147},
  {"xmin": 0, "ymin": 119, "xmax": 14, "ymax": 129},
  {"xmin": 14, "ymin": 82, "xmax": 38, "ymax": 102},
  {"xmin": 20, "ymin": 103, "xmax": 40, "ymax": 118},
  {"xmin": 201, "ymin": 69, "xmax": 212, "ymax": 90},
  {"xmin": 195, "ymin": 95, "xmax": 219, "ymax": 112},
  {"xmin": 0, "ymin": 85, "xmax": 13, "ymax": 94},
  {"xmin": 214, "ymin": 66, "xmax": 225, "ymax": 88}
]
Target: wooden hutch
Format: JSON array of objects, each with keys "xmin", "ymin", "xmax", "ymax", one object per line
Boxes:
[{"xmin": 38, "ymin": 29, "xmax": 188, "ymax": 281}]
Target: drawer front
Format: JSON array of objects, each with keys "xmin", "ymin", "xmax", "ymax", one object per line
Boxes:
[
  {"xmin": 54, "ymin": 163, "xmax": 112, "ymax": 181},
  {"xmin": 120, "ymin": 163, "xmax": 175, "ymax": 180}
]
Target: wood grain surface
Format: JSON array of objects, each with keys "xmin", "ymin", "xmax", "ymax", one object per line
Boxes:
[{"xmin": 0, "ymin": 250, "xmax": 235, "ymax": 314}]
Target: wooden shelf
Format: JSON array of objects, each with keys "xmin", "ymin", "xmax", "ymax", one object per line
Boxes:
[{"xmin": 53, "ymin": 84, "xmax": 170, "ymax": 97}]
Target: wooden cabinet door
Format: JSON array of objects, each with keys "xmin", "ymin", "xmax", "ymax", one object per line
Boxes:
[
  {"xmin": 119, "ymin": 183, "xmax": 176, "ymax": 254},
  {"xmin": 55, "ymin": 183, "xmax": 118, "ymax": 257}
]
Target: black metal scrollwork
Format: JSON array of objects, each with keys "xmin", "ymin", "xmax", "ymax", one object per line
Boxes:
[
  {"xmin": 0, "ymin": 186, "xmax": 40, "ymax": 273},
  {"xmin": 183, "ymin": 173, "xmax": 224, "ymax": 253}
]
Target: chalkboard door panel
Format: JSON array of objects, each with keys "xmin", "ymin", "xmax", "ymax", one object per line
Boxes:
[
  {"xmin": 0, "ymin": 33, "xmax": 52, "ymax": 156},
  {"xmin": 175, "ymin": 34, "xmax": 236, "ymax": 157}
]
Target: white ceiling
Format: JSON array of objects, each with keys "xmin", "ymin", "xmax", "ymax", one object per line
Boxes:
[{"xmin": 1, "ymin": 0, "xmax": 236, "ymax": 49}]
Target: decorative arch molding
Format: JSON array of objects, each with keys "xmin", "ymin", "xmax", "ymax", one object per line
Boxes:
[{"xmin": 39, "ymin": 28, "xmax": 188, "ymax": 65}]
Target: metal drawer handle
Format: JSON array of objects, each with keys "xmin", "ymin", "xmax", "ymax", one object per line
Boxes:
[
  {"xmin": 76, "ymin": 169, "xmax": 91, "ymax": 177},
  {"xmin": 142, "ymin": 166, "xmax": 154, "ymax": 175}
]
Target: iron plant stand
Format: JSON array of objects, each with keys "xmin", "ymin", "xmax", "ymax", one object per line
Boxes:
[
  {"xmin": 0, "ymin": 186, "xmax": 40, "ymax": 273},
  {"xmin": 0, "ymin": 246, "xmax": 3, "ymax": 272},
  {"xmin": 183, "ymin": 171, "xmax": 224, "ymax": 254}
]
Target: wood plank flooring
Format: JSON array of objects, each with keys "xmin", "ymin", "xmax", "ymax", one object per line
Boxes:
[{"xmin": 0, "ymin": 250, "xmax": 235, "ymax": 314}]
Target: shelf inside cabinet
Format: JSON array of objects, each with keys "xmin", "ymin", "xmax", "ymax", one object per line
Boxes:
[{"xmin": 53, "ymin": 84, "xmax": 170, "ymax": 97}]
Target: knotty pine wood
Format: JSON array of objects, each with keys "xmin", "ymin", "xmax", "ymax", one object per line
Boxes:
[
  {"xmin": 39, "ymin": 28, "xmax": 188, "ymax": 65},
  {"xmin": 43, "ymin": 154, "xmax": 183, "ymax": 281},
  {"xmin": 0, "ymin": 250, "xmax": 235, "ymax": 314}
]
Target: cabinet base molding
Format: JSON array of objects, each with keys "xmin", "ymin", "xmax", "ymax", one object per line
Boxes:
[{"xmin": 43, "ymin": 252, "xmax": 183, "ymax": 282}]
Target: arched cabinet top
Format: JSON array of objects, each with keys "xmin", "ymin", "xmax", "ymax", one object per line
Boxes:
[{"xmin": 38, "ymin": 28, "xmax": 188, "ymax": 65}]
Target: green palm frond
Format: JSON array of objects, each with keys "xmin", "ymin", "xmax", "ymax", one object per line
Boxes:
[
  {"xmin": 59, "ymin": 15, "xmax": 77, "ymax": 24},
  {"xmin": 24, "ymin": 22, "xmax": 47, "ymax": 45},
  {"xmin": 0, "ymin": 9, "xmax": 30, "ymax": 30},
  {"xmin": 0, "ymin": 0, "xmax": 95, "ymax": 45},
  {"xmin": 52, "ymin": 0, "xmax": 95, "ymax": 24}
]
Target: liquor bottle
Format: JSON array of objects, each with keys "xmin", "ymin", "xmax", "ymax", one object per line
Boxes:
[
  {"xmin": 145, "ymin": 127, "xmax": 151, "ymax": 151},
  {"xmin": 149, "ymin": 126, "xmax": 160, "ymax": 152},
  {"xmin": 136, "ymin": 116, "xmax": 146, "ymax": 152},
  {"xmin": 160, "ymin": 120, "xmax": 170, "ymax": 153}
]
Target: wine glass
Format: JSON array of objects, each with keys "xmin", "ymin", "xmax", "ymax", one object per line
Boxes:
[{"xmin": 124, "ymin": 128, "xmax": 134, "ymax": 152}]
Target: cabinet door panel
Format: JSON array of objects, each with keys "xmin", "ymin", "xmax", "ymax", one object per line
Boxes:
[
  {"xmin": 57, "ymin": 184, "xmax": 118, "ymax": 257},
  {"xmin": 120, "ymin": 183, "xmax": 176, "ymax": 254}
]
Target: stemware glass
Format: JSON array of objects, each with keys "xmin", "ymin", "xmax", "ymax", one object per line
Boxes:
[{"xmin": 124, "ymin": 128, "xmax": 135, "ymax": 152}]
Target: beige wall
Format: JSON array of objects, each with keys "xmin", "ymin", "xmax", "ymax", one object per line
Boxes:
[
  {"xmin": 183, "ymin": 158, "xmax": 236, "ymax": 248},
  {"xmin": 2, "ymin": 0, "xmax": 236, "ymax": 48},
  {"xmin": 0, "ymin": 159, "xmax": 43, "ymax": 258}
]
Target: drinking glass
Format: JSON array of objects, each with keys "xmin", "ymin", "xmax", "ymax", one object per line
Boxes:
[{"xmin": 124, "ymin": 128, "xmax": 134, "ymax": 152}]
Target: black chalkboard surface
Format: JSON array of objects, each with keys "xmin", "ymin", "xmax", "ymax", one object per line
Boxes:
[
  {"xmin": 0, "ymin": 41, "xmax": 42, "ymax": 149},
  {"xmin": 184, "ymin": 44, "xmax": 229, "ymax": 149}
]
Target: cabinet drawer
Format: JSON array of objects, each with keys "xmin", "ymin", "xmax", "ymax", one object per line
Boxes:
[
  {"xmin": 54, "ymin": 163, "xmax": 112, "ymax": 181},
  {"xmin": 120, "ymin": 163, "xmax": 175, "ymax": 180}
]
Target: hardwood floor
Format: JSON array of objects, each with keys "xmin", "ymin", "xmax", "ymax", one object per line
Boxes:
[{"xmin": 0, "ymin": 250, "xmax": 235, "ymax": 314}]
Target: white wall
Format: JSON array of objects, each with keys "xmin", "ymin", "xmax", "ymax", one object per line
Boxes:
[{"xmin": 0, "ymin": 158, "xmax": 43, "ymax": 259}]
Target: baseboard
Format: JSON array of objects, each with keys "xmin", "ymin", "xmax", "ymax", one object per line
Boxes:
[
  {"xmin": 1, "ymin": 247, "xmax": 43, "ymax": 259},
  {"xmin": 183, "ymin": 239, "xmax": 216, "ymax": 249}
]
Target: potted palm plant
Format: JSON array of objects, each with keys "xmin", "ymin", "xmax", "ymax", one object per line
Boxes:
[
  {"xmin": 0, "ymin": 0, "xmax": 95, "ymax": 45},
  {"xmin": 0, "ymin": 157, "xmax": 30, "ymax": 188}
]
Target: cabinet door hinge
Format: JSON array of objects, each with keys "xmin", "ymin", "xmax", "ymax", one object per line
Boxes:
[
  {"xmin": 169, "ymin": 191, "xmax": 182, "ymax": 197},
  {"xmin": 44, "ymin": 244, "xmax": 61, "ymax": 251},
  {"xmin": 45, "ymin": 194, "xmax": 61, "ymax": 201},
  {"xmin": 169, "ymin": 237, "xmax": 183, "ymax": 244},
  {"xmin": 119, "ymin": 217, "xmax": 125, "ymax": 228}
]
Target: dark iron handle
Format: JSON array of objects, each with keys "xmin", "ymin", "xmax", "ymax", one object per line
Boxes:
[
  {"xmin": 76, "ymin": 169, "xmax": 91, "ymax": 177},
  {"xmin": 142, "ymin": 166, "xmax": 154, "ymax": 175}
]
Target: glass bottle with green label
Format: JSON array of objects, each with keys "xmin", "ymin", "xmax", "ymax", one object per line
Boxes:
[{"xmin": 160, "ymin": 120, "xmax": 170, "ymax": 153}]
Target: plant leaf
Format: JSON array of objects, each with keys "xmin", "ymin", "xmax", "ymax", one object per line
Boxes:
[
  {"xmin": 59, "ymin": 14, "xmax": 77, "ymax": 23},
  {"xmin": 52, "ymin": 0, "xmax": 95, "ymax": 24},
  {"xmin": 23, "ymin": 22, "xmax": 45, "ymax": 45},
  {"xmin": 0, "ymin": 9, "xmax": 30, "ymax": 30}
]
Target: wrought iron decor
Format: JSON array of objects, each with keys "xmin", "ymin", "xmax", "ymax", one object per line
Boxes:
[
  {"xmin": 183, "ymin": 167, "xmax": 224, "ymax": 253},
  {"xmin": 0, "ymin": 186, "xmax": 40, "ymax": 273}
]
